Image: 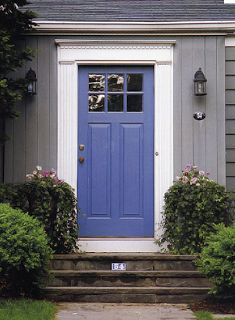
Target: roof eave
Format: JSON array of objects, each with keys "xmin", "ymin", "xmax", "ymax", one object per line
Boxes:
[{"xmin": 31, "ymin": 20, "xmax": 235, "ymax": 35}]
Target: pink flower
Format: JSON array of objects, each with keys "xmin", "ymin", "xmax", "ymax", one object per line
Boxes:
[
  {"xmin": 182, "ymin": 176, "xmax": 189, "ymax": 184},
  {"xmin": 190, "ymin": 177, "xmax": 198, "ymax": 185},
  {"xmin": 184, "ymin": 165, "xmax": 192, "ymax": 173}
]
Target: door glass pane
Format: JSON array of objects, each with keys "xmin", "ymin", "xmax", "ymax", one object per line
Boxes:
[
  {"xmin": 127, "ymin": 74, "xmax": 143, "ymax": 92},
  {"xmin": 108, "ymin": 74, "xmax": 124, "ymax": 92},
  {"xmin": 89, "ymin": 94, "xmax": 105, "ymax": 112},
  {"xmin": 108, "ymin": 94, "xmax": 123, "ymax": 112},
  {"xmin": 127, "ymin": 95, "xmax": 142, "ymax": 112},
  {"xmin": 89, "ymin": 74, "xmax": 105, "ymax": 92}
]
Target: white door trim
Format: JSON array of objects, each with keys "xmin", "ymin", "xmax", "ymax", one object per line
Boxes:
[{"xmin": 57, "ymin": 39, "xmax": 174, "ymax": 252}]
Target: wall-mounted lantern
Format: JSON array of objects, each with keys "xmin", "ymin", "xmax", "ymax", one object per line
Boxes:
[
  {"xmin": 194, "ymin": 68, "xmax": 207, "ymax": 96},
  {"xmin": 25, "ymin": 68, "xmax": 37, "ymax": 95}
]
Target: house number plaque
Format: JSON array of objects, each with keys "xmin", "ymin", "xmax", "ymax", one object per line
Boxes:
[{"xmin": 111, "ymin": 263, "xmax": 127, "ymax": 271}]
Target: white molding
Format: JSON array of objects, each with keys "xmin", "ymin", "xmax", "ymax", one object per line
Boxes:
[
  {"xmin": 225, "ymin": 37, "xmax": 235, "ymax": 46},
  {"xmin": 57, "ymin": 59, "xmax": 77, "ymax": 190},
  {"xmin": 34, "ymin": 20, "xmax": 235, "ymax": 34},
  {"xmin": 57, "ymin": 40, "xmax": 174, "ymax": 252},
  {"xmin": 79, "ymin": 239, "xmax": 161, "ymax": 253},
  {"xmin": 224, "ymin": 0, "xmax": 235, "ymax": 3},
  {"xmin": 55, "ymin": 39, "xmax": 176, "ymax": 46},
  {"xmin": 155, "ymin": 63, "xmax": 173, "ymax": 237}
]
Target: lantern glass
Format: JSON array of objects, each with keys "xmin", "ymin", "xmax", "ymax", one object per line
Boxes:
[
  {"xmin": 194, "ymin": 81, "xmax": 206, "ymax": 96},
  {"xmin": 28, "ymin": 81, "xmax": 36, "ymax": 95}
]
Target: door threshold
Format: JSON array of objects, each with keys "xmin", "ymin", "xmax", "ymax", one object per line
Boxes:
[{"xmin": 78, "ymin": 238, "xmax": 161, "ymax": 253}]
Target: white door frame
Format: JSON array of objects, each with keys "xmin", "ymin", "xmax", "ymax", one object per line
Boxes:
[{"xmin": 56, "ymin": 39, "xmax": 174, "ymax": 252}]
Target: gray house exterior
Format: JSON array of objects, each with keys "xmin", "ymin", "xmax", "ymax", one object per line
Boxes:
[{"xmin": 2, "ymin": 0, "xmax": 235, "ymax": 251}]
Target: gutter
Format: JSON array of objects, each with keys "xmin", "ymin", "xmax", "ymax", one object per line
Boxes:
[{"xmin": 31, "ymin": 20, "xmax": 235, "ymax": 35}]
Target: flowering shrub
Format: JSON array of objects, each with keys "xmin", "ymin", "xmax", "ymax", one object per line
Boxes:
[
  {"xmin": 0, "ymin": 167, "xmax": 78, "ymax": 253},
  {"xmin": 26, "ymin": 166, "xmax": 62, "ymax": 183},
  {"xmin": 160, "ymin": 165, "xmax": 233, "ymax": 254},
  {"xmin": 176, "ymin": 165, "xmax": 209, "ymax": 186}
]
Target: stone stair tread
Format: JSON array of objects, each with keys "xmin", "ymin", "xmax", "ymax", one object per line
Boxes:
[
  {"xmin": 44, "ymin": 286, "xmax": 210, "ymax": 294},
  {"xmin": 50, "ymin": 270, "xmax": 204, "ymax": 277},
  {"xmin": 53, "ymin": 253, "xmax": 197, "ymax": 261}
]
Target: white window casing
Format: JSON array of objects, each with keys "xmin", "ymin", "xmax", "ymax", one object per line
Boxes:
[{"xmin": 57, "ymin": 39, "xmax": 174, "ymax": 252}]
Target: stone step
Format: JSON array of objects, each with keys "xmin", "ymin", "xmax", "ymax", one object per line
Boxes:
[
  {"xmin": 49, "ymin": 270, "xmax": 210, "ymax": 288},
  {"xmin": 51, "ymin": 253, "xmax": 197, "ymax": 271},
  {"xmin": 44, "ymin": 286, "xmax": 210, "ymax": 303}
]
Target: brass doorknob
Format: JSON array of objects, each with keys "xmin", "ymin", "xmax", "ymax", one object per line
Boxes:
[{"xmin": 79, "ymin": 156, "xmax": 85, "ymax": 163}]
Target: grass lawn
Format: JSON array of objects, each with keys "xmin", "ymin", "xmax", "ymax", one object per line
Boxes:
[
  {"xmin": 0, "ymin": 300, "xmax": 56, "ymax": 320},
  {"xmin": 195, "ymin": 311, "xmax": 235, "ymax": 320}
]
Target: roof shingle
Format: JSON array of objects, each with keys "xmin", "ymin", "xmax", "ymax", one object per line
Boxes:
[{"xmin": 25, "ymin": 0, "xmax": 235, "ymax": 22}]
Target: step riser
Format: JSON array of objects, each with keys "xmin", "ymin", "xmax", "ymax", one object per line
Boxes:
[
  {"xmin": 49, "ymin": 276, "xmax": 209, "ymax": 288},
  {"xmin": 45, "ymin": 293, "xmax": 208, "ymax": 303},
  {"xmin": 47, "ymin": 254, "xmax": 208, "ymax": 303},
  {"xmin": 51, "ymin": 260, "xmax": 196, "ymax": 271}
]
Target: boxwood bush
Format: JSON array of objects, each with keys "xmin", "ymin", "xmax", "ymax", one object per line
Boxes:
[
  {"xmin": 160, "ymin": 165, "xmax": 233, "ymax": 254},
  {"xmin": 197, "ymin": 223, "xmax": 235, "ymax": 295},
  {"xmin": 0, "ymin": 203, "xmax": 52, "ymax": 297},
  {"xmin": 0, "ymin": 167, "xmax": 78, "ymax": 253}
]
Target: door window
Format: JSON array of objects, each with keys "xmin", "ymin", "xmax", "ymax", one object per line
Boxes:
[{"xmin": 88, "ymin": 73, "xmax": 143, "ymax": 113}]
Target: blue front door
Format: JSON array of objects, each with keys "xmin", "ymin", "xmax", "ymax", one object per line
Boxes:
[{"xmin": 78, "ymin": 66, "xmax": 154, "ymax": 237}]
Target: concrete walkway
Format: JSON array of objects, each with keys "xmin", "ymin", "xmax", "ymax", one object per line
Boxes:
[{"xmin": 56, "ymin": 303, "xmax": 196, "ymax": 320}]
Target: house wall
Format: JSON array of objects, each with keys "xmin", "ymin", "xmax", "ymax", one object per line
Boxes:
[
  {"xmin": 226, "ymin": 46, "xmax": 235, "ymax": 191},
  {"xmin": 4, "ymin": 35, "xmax": 226, "ymax": 185}
]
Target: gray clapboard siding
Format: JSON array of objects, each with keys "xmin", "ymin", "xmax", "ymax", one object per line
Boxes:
[
  {"xmin": 226, "ymin": 163, "xmax": 235, "ymax": 176},
  {"xmin": 226, "ymin": 61, "xmax": 235, "ymax": 75},
  {"xmin": 226, "ymin": 149, "xmax": 235, "ymax": 163},
  {"xmin": 4, "ymin": 35, "xmax": 226, "ymax": 187},
  {"xmin": 226, "ymin": 134, "xmax": 235, "ymax": 148},
  {"xmin": 226, "ymin": 105, "xmax": 235, "ymax": 119},
  {"xmin": 4, "ymin": 36, "xmax": 58, "ymax": 183},
  {"xmin": 226, "ymin": 46, "xmax": 235, "ymax": 190}
]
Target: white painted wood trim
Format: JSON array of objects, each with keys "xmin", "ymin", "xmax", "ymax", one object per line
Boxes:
[
  {"xmin": 78, "ymin": 238, "xmax": 161, "ymax": 253},
  {"xmin": 35, "ymin": 20, "xmax": 235, "ymax": 35},
  {"xmin": 225, "ymin": 37, "xmax": 235, "ymax": 46},
  {"xmin": 155, "ymin": 63, "xmax": 173, "ymax": 238},
  {"xmin": 57, "ymin": 60, "xmax": 78, "ymax": 191},
  {"xmin": 57, "ymin": 39, "xmax": 174, "ymax": 252}
]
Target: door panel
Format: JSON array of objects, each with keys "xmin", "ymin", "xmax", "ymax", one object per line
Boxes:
[
  {"xmin": 78, "ymin": 66, "xmax": 154, "ymax": 237},
  {"xmin": 120, "ymin": 124, "xmax": 144, "ymax": 217},
  {"xmin": 88, "ymin": 123, "xmax": 111, "ymax": 217}
]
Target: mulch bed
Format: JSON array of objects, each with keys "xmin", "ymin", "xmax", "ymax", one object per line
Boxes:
[{"xmin": 190, "ymin": 297, "xmax": 235, "ymax": 314}]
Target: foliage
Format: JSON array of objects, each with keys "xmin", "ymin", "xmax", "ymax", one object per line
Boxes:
[
  {"xmin": 0, "ymin": 167, "xmax": 78, "ymax": 253},
  {"xmin": 160, "ymin": 165, "xmax": 234, "ymax": 254},
  {"xmin": 0, "ymin": 1, "xmax": 35, "ymax": 120},
  {"xmin": 197, "ymin": 223, "xmax": 235, "ymax": 296},
  {"xmin": 0, "ymin": 182, "xmax": 16, "ymax": 203},
  {"xmin": 0, "ymin": 300, "xmax": 56, "ymax": 320},
  {"xmin": 194, "ymin": 311, "xmax": 213, "ymax": 320},
  {"xmin": 0, "ymin": 203, "xmax": 52, "ymax": 297},
  {"xmin": 194, "ymin": 311, "xmax": 235, "ymax": 320}
]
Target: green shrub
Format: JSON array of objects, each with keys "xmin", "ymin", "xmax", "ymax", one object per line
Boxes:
[
  {"xmin": 0, "ymin": 203, "xmax": 52, "ymax": 297},
  {"xmin": 0, "ymin": 183, "xmax": 17, "ymax": 204},
  {"xmin": 197, "ymin": 223, "xmax": 235, "ymax": 295},
  {"xmin": 0, "ymin": 167, "xmax": 78, "ymax": 253},
  {"xmin": 160, "ymin": 165, "xmax": 233, "ymax": 254}
]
